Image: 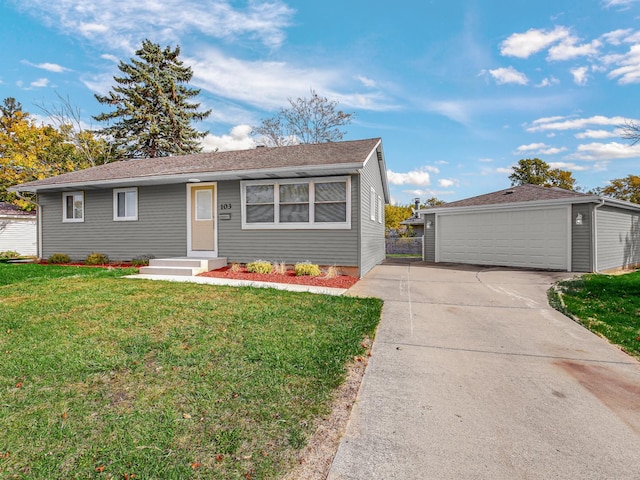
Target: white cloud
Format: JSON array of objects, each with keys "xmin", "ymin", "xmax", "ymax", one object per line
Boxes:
[
  {"xmin": 607, "ymin": 44, "xmax": 640, "ymax": 84},
  {"xmin": 602, "ymin": 0, "xmax": 639, "ymax": 9},
  {"xmin": 387, "ymin": 168, "xmax": 436, "ymax": 186},
  {"xmin": 548, "ymin": 39, "xmax": 601, "ymax": 61},
  {"xmin": 356, "ymin": 75, "xmax": 376, "ymax": 88},
  {"xmin": 496, "ymin": 167, "xmax": 513, "ymax": 174},
  {"xmin": 601, "ymin": 29, "xmax": 633, "ymax": 45},
  {"xmin": 16, "ymin": 0, "xmax": 295, "ymax": 50},
  {"xmin": 567, "ymin": 141, "xmax": 640, "ymax": 160},
  {"xmin": 438, "ymin": 178, "xmax": 459, "ymax": 188},
  {"xmin": 536, "ymin": 76, "xmax": 559, "ymax": 88},
  {"xmin": 478, "ymin": 158, "xmax": 493, "ymax": 163},
  {"xmin": 201, "ymin": 125, "xmax": 256, "ymax": 152},
  {"xmin": 575, "ymin": 128, "xmax": 623, "ymax": 139},
  {"xmin": 485, "ymin": 66, "xmax": 528, "ymax": 85},
  {"xmin": 30, "ymin": 77, "xmax": 50, "ymax": 88},
  {"xmin": 547, "ymin": 161, "xmax": 590, "ymax": 171},
  {"xmin": 526, "ymin": 115, "xmax": 633, "ymax": 132},
  {"xmin": 500, "ymin": 26, "xmax": 571, "ymax": 58},
  {"xmin": 514, "ymin": 143, "xmax": 567, "ymax": 155},
  {"xmin": 571, "ymin": 66, "xmax": 589, "ymax": 85},
  {"xmin": 188, "ymin": 48, "xmax": 394, "ymax": 112},
  {"xmin": 21, "ymin": 60, "xmax": 70, "ymax": 73}
]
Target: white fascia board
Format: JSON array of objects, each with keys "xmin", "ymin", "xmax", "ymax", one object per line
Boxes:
[
  {"xmin": 10, "ymin": 162, "xmax": 364, "ymax": 193},
  {"xmin": 418, "ymin": 196, "xmax": 602, "ymax": 215}
]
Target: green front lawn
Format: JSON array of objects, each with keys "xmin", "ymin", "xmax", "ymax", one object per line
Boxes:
[
  {"xmin": 0, "ymin": 265, "xmax": 382, "ymax": 479},
  {"xmin": 550, "ymin": 270, "xmax": 640, "ymax": 358},
  {"xmin": 0, "ymin": 263, "xmax": 138, "ymax": 286}
]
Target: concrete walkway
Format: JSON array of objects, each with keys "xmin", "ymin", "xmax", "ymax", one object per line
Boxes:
[{"xmin": 328, "ymin": 261, "xmax": 640, "ymax": 480}]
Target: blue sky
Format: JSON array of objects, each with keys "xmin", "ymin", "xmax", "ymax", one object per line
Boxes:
[{"xmin": 2, "ymin": 0, "xmax": 640, "ymax": 204}]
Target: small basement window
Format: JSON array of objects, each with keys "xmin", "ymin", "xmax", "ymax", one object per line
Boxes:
[{"xmin": 62, "ymin": 191, "xmax": 84, "ymax": 222}]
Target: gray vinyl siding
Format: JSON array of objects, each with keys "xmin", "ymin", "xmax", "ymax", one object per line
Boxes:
[
  {"xmin": 571, "ymin": 203, "xmax": 593, "ymax": 272},
  {"xmin": 424, "ymin": 213, "xmax": 436, "ymax": 262},
  {"xmin": 358, "ymin": 151, "xmax": 386, "ymax": 276},
  {"xmin": 38, "ymin": 184, "xmax": 187, "ymax": 261},
  {"xmin": 596, "ymin": 205, "xmax": 640, "ymax": 271},
  {"xmin": 217, "ymin": 178, "xmax": 360, "ymax": 269}
]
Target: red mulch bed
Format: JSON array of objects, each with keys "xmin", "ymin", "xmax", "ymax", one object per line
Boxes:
[{"xmin": 198, "ymin": 266, "xmax": 359, "ymax": 289}]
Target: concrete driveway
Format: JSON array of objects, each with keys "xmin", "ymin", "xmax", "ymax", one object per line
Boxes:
[{"xmin": 328, "ymin": 261, "xmax": 640, "ymax": 480}]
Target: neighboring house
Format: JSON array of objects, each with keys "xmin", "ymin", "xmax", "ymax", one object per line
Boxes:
[
  {"xmin": 10, "ymin": 138, "xmax": 389, "ymax": 276},
  {"xmin": 419, "ymin": 184, "xmax": 640, "ymax": 272},
  {"xmin": 399, "ymin": 215, "xmax": 425, "ymax": 237},
  {"xmin": 0, "ymin": 202, "xmax": 37, "ymax": 256}
]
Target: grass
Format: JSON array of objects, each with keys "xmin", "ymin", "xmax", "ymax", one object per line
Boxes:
[
  {"xmin": 0, "ymin": 263, "xmax": 138, "ymax": 286},
  {"xmin": 0, "ymin": 264, "xmax": 382, "ymax": 479},
  {"xmin": 550, "ymin": 270, "xmax": 640, "ymax": 358}
]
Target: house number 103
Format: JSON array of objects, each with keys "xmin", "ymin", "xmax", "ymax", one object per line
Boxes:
[{"xmin": 220, "ymin": 203, "xmax": 232, "ymax": 210}]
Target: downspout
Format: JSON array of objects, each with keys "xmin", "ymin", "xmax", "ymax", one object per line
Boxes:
[
  {"xmin": 592, "ymin": 198, "xmax": 605, "ymax": 273},
  {"xmin": 15, "ymin": 191, "xmax": 42, "ymax": 260}
]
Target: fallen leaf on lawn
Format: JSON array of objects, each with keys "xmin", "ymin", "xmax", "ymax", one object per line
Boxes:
[
  {"xmin": 215, "ymin": 454, "xmax": 224, "ymax": 462},
  {"xmin": 182, "ymin": 413, "xmax": 192, "ymax": 419},
  {"xmin": 95, "ymin": 465, "xmax": 105, "ymax": 472},
  {"xmin": 243, "ymin": 454, "xmax": 252, "ymax": 460},
  {"xmin": 61, "ymin": 412, "xmax": 68, "ymax": 420},
  {"xmin": 15, "ymin": 382, "xmax": 22, "ymax": 388},
  {"xmin": 190, "ymin": 462, "xmax": 201, "ymax": 470}
]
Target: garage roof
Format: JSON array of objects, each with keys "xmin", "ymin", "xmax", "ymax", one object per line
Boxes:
[{"xmin": 420, "ymin": 184, "xmax": 640, "ymax": 213}]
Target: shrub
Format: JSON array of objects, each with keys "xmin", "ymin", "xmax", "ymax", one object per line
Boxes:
[
  {"xmin": 273, "ymin": 261, "xmax": 287, "ymax": 275},
  {"xmin": 324, "ymin": 265, "xmax": 339, "ymax": 279},
  {"xmin": 294, "ymin": 262, "xmax": 321, "ymax": 277},
  {"xmin": 48, "ymin": 253, "xmax": 71, "ymax": 264},
  {"xmin": 229, "ymin": 262, "xmax": 241, "ymax": 273},
  {"xmin": 84, "ymin": 252, "xmax": 109, "ymax": 265},
  {"xmin": 0, "ymin": 250, "xmax": 21, "ymax": 260},
  {"xmin": 246, "ymin": 260, "xmax": 273, "ymax": 274},
  {"xmin": 132, "ymin": 254, "xmax": 155, "ymax": 267}
]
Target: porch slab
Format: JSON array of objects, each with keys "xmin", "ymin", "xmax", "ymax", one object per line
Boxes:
[{"xmin": 139, "ymin": 257, "xmax": 227, "ymax": 276}]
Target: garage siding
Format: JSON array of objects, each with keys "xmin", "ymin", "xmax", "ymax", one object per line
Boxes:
[
  {"xmin": 424, "ymin": 213, "xmax": 435, "ymax": 262},
  {"xmin": 571, "ymin": 203, "xmax": 593, "ymax": 272},
  {"xmin": 596, "ymin": 205, "xmax": 640, "ymax": 271},
  {"xmin": 436, "ymin": 207, "xmax": 570, "ymax": 270}
]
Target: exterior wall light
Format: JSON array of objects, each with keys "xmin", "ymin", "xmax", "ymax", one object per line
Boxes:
[
  {"xmin": 426, "ymin": 220, "xmax": 433, "ymax": 229},
  {"xmin": 575, "ymin": 213, "xmax": 583, "ymax": 225}
]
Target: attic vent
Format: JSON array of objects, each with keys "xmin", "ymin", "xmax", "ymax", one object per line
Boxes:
[{"xmin": 504, "ymin": 190, "xmax": 514, "ymax": 195}]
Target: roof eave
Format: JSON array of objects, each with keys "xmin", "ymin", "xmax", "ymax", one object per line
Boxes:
[
  {"xmin": 417, "ymin": 195, "xmax": 604, "ymax": 214},
  {"xmin": 9, "ymin": 162, "xmax": 365, "ymax": 193}
]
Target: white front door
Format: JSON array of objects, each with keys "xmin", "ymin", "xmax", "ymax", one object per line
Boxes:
[{"xmin": 188, "ymin": 183, "xmax": 217, "ymax": 257}]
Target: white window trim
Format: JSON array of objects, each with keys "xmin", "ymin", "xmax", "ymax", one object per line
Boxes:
[
  {"xmin": 113, "ymin": 187, "xmax": 138, "ymax": 221},
  {"xmin": 377, "ymin": 195, "xmax": 383, "ymax": 223},
  {"xmin": 62, "ymin": 191, "xmax": 84, "ymax": 223},
  {"xmin": 370, "ymin": 187, "xmax": 376, "ymax": 221},
  {"xmin": 241, "ymin": 176, "xmax": 351, "ymax": 230}
]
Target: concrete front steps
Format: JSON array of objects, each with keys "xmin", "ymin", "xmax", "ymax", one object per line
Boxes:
[{"xmin": 139, "ymin": 257, "xmax": 227, "ymax": 276}]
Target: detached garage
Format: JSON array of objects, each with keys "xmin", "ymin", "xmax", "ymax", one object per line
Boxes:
[
  {"xmin": 0, "ymin": 202, "xmax": 37, "ymax": 256},
  {"xmin": 421, "ymin": 184, "xmax": 640, "ymax": 272}
]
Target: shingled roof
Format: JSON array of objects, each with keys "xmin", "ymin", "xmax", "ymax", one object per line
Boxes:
[
  {"xmin": 431, "ymin": 184, "xmax": 594, "ymax": 209},
  {"xmin": 11, "ymin": 138, "xmax": 383, "ymax": 193},
  {"xmin": 0, "ymin": 202, "xmax": 36, "ymax": 216}
]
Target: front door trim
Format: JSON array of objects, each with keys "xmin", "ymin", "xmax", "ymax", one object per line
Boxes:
[{"xmin": 187, "ymin": 182, "xmax": 218, "ymax": 258}]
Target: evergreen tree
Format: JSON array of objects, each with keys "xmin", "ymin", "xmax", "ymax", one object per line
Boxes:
[{"xmin": 94, "ymin": 39, "xmax": 211, "ymax": 158}]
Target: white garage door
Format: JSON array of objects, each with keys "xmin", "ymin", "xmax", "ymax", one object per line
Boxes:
[{"xmin": 437, "ymin": 207, "xmax": 569, "ymax": 270}]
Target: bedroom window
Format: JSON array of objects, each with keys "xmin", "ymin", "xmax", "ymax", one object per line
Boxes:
[
  {"xmin": 242, "ymin": 177, "xmax": 350, "ymax": 229},
  {"xmin": 62, "ymin": 191, "xmax": 84, "ymax": 222},
  {"xmin": 113, "ymin": 187, "xmax": 138, "ymax": 221}
]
